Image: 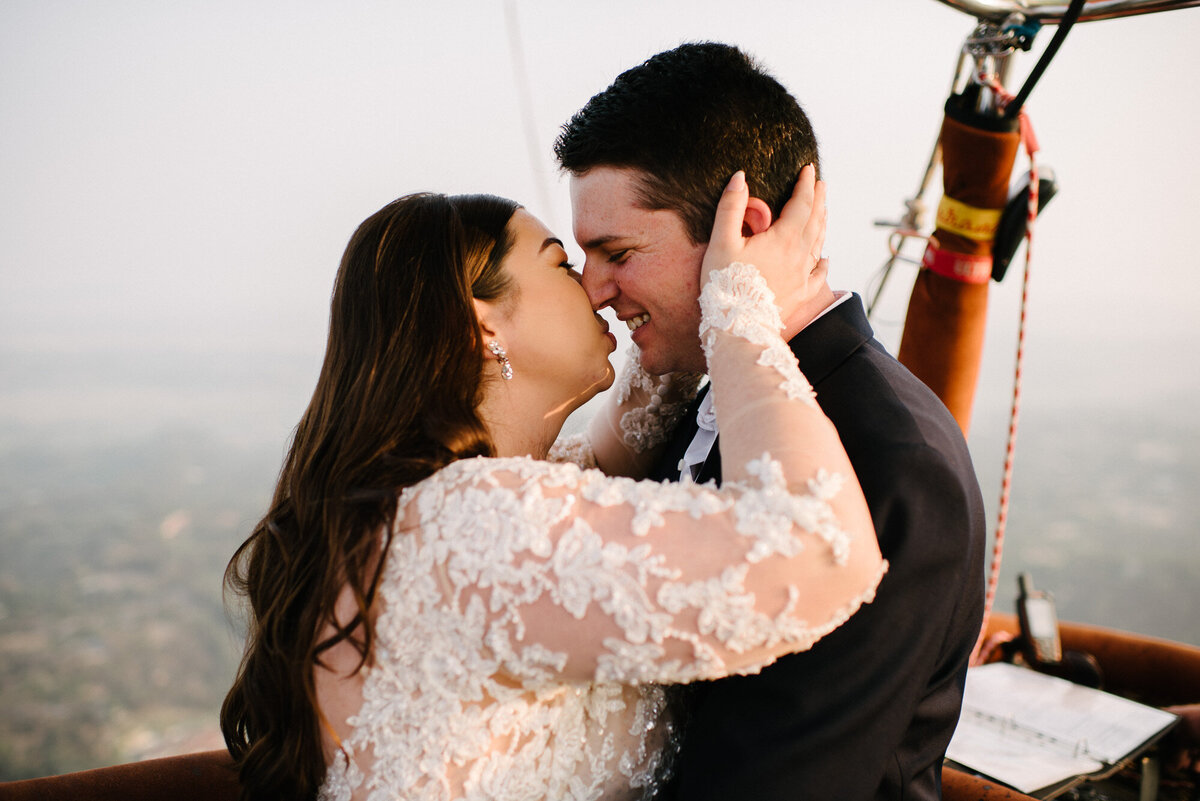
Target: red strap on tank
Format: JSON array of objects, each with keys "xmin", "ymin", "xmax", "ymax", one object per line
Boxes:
[{"xmin": 921, "ymin": 244, "xmax": 993, "ymax": 284}]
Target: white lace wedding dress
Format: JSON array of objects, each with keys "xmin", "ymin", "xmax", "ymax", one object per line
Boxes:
[{"xmin": 316, "ymin": 263, "xmax": 886, "ymax": 801}]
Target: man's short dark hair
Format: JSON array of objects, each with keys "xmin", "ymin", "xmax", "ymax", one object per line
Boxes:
[{"xmin": 554, "ymin": 42, "xmax": 819, "ymax": 244}]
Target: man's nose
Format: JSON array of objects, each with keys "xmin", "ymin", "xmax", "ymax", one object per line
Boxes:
[{"xmin": 581, "ymin": 258, "xmax": 615, "ymax": 312}]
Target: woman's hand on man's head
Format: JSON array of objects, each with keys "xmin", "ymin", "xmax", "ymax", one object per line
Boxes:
[{"xmin": 701, "ymin": 165, "xmax": 828, "ymax": 327}]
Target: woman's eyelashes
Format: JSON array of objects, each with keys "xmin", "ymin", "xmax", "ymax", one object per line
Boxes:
[{"xmin": 560, "ymin": 260, "xmax": 584, "ymax": 283}]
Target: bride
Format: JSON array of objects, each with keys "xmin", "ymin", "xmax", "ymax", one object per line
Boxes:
[{"xmin": 220, "ymin": 168, "xmax": 885, "ymax": 800}]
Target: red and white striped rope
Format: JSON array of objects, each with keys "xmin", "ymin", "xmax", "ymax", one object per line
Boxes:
[{"xmin": 971, "ymin": 76, "xmax": 1041, "ymax": 665}]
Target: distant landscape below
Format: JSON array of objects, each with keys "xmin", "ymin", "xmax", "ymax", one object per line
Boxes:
[{"xmin": 1, "ymin": 389, "xmax": 1197, "ymax": 781}]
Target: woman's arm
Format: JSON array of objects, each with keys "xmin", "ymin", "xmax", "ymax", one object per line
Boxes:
[
  {"xmin": 412, "ymin": 449, "xmax": 882, "ymax": 686},
  {"xmin": 576, "ymin": 349, "xmax": 703, "ymax": 478},
  {"xmin": 405, "ymin": 167, "xmax": 883, "ymax": 686},
  {"xmin": 546, "ymin": 347, "xmax": 701, "ymax": 477}
]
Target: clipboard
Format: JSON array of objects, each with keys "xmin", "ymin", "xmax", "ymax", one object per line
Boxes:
[{"xmin": 946, "ymin": 662, "xmax": 1179, "ymax": 797}]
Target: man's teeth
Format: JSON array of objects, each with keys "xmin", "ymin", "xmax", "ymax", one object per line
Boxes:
[{"xmin": 626, "ymin": 313, "xmax": 650, "ymax": 331}]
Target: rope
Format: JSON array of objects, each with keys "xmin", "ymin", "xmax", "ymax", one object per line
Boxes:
[{"xmin": 971, "ymin": 77, "xmax": 1041, "ymax": 665}]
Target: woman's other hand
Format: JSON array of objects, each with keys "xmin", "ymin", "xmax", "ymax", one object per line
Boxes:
[{"xmin": 701, "ymin": 165, "xmax": 828, "ymax": 334}]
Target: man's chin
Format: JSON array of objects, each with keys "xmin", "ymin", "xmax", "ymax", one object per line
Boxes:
[
  {"xmin": 636, "ymin": 350, "xmax": 670, "ymax": 378},
  {"xmin": 639, "ymin": 346, "xmax": 705, "ymax": 377}
]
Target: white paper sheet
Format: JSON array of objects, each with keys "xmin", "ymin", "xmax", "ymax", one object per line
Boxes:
[{"xmin": 946, "ymin": 663, "xmax": 1178, "ymax": 794}]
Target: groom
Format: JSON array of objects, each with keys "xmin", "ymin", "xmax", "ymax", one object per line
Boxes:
[{"xmin": 556, "ymin": 43, "xmax": 986, "ymax": 800}]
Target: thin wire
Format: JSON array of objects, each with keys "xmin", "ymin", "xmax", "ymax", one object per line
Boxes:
[
  {"xmin": 867, "ymin": 49, "xmax": 967, "ymax": 319},
  {"xmin": 503, "ymin": 0, "xmax": 557, "ymax": 230}
]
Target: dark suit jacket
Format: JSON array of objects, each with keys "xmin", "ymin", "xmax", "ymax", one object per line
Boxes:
[{"xmin": 653, "ymin": 294, "xmax": 986, "ymax": 801}]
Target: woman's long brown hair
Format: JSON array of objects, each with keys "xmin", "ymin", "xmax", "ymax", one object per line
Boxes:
[{"xmin": 220, "ymin": 193, "xmax": 519, "ymax": 800}]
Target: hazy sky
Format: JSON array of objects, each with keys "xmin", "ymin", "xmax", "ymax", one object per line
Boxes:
[{"xmin": 2, "ymin": 0, "xmax": 1198, "ymax": 447}]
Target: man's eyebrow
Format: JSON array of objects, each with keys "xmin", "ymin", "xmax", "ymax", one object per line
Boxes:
[
  {"xmin": 578, "ymin": 234, "xmax": 628, "ymax": 251},
  {"xmin": 540, "ymin": 237, "xmax": 565, "ymax": 252}
]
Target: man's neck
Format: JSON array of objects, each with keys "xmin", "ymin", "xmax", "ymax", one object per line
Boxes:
[{"xmin": 782, "ymin": 284, "xmax": 838, "ymax": 342}]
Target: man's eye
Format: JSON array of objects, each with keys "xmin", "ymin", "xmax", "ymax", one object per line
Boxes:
[{"xmin": 608, "ymin": 250, "xmax": 630, "ymax": 264}]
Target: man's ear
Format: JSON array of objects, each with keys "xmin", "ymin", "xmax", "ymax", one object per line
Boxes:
[{"xmin": 742, "ymin": 196, "xmax": 773, "ymax": 236}]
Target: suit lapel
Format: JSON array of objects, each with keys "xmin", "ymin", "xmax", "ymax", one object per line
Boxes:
[
  {"xmin": 647, "ymin": 384, "xmax": 708, "ymax": 482},
  {"xmin": 692, "ymin": 294, "xmax": 875, "ymax": 487},
  {"xmin": 789, "ymin": 293, "xmax": 874, "ymax": 388}
]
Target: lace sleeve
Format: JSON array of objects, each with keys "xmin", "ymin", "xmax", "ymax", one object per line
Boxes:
[
  {"xmin": 401, "ymin": 453, "xmax": 884, "ymax": 686},
  {"xmin": 584, "ymin": 345, "xmax": 703, "ymax": 478},
  {"xmin": 546, "ymin": 432, "xmax": 597, "ymax": 469},
  {"xmin": 610, "ymin": 345, "xmax": 704, "ymax": 453},
  {"xmin": 388, "ymin": 260, "xmax": 883, "ymax": 687}
]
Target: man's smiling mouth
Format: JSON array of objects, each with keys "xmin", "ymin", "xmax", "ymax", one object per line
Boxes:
[{"xmin": 626, "ymin": 313, "xmax": 650, "ymax": 331}]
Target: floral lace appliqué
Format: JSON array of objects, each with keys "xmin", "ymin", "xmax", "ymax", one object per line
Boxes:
[
  {"xmin": 548, "ymin": 432, "xmax": 598, "ymax": 469},
  {"xmin": 698, "ymin": 262, "xmax": 817, "ymax": 406},
  {"xmin": 614, "ymin": 344, "xmax": 703, "ymax": 453},
  {"xmin": 317, "ymin": 451, "xmax": 879, "ymax": 801}
]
